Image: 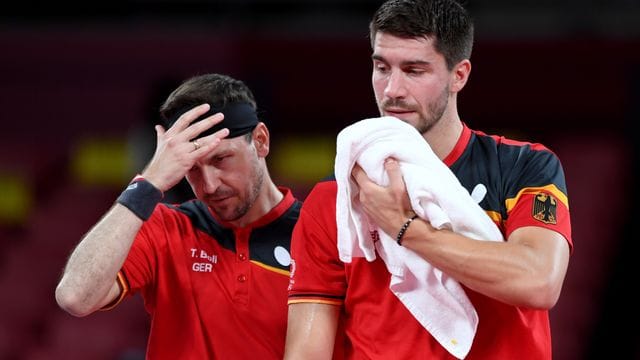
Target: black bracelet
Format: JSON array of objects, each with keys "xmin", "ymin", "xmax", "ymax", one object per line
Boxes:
[
  {"xmin": 116, "ymin": 176, "xmax": 163, "ymax": 221},
  {"xmin": 396, "ymin": 214, "xmax": 419, "ymax": 246}
]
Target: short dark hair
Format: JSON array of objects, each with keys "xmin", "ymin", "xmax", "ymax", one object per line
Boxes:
[
  {"xmin": 159, "ymin": 73, "xmax": 257, "ymax": 125},
  {"xmin": 369, "ymin": 0, "xmax": 474, "ymax": 70}
]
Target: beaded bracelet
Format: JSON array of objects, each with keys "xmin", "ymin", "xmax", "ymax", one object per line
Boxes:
[
  {"xmin": 116, "ymin": 176, "xmax": 163, "ymax": 221},
  {"xmin": 396, "ymin": 214, "xmax": 419, "ymax": 246}
]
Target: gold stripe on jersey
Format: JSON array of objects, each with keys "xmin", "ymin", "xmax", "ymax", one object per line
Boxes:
[
  {"xmin": 505, "ymin": 184, "xmax": 568, "ymax": 212},
  {"xmin": 251, "ymin": 260, "xmax": 290, "ymax": 276},
  {"xmin": 485, "ymin": 210, "xmax": 502, "ymax": 224},
  {"xmin": 288, "ymin": 298, "xmax": 343, "ymax": 306},
  {"xmin": 100, "ymin": 271, "xmax": 129, "ymax": 311}
]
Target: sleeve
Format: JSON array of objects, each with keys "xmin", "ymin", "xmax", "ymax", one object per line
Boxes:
[
  {"xmin": 503, "ymin": 145, "xmax": 573, "ymax": 250},
  {"xmin": 114, "ymin": 204, "xmax": 175, "ymax": 308},
  {"xmin": 288, "ymin": 181, "xmax": 347, "ymax": 305},
  {"xmin": 100, "ymin": 204, "xmax": 170, "ymax": 310},
  {"xmin": 122, "ymin": 205, "xmax": 172, "ymax": 291}
]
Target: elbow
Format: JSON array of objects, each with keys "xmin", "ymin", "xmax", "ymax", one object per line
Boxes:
[
  {"xmin": 522, "ymin": 275, "xmax": 564, "ymax": 310},
  {"xmin": 528, "ymin": 259, "xmax": 568, "ymax": 309},
  {"xmin": 527, "ymin": 289, "xmax": 560, "ymax": 310},
  {"xmin": 55, "ymin": 283, "xmax": 94, "ymax": 317}
]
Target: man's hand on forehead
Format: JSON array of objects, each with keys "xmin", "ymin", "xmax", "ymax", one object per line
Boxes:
[
  {"xmin": 168, "ymin": 102, "xmax": 259, "ymax": 139},
  {"xmin": 141, "ymin": 104, "xmax": 229, "ymax": 192}
]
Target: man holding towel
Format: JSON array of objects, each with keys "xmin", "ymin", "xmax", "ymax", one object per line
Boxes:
[
  {"xmin": 285, "ymin": 0, "xmax": 572, "ymax": 359},
  {"xmin": 56, "ymin": 73, "xmax": 301, "ymax": 359}
]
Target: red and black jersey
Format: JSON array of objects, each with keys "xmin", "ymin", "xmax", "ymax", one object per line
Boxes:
[
  {"xmin": 109, "ymin": 187, "xmax": 300, "ymax": 360},
  {"xmin": 288, "ymin": 125, "xmax": 572, "ymax": 359}
]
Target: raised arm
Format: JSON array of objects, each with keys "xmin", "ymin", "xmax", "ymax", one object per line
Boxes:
[
  {"xmin": 400, "ymin": 222, "xmax": 569, "ymax": 308},
  {"xmin": 352, "ymin": 159, "xmax": 570, "ymax": 309},
  {"xmin": 284, "ymin": 303, "xmax": 340, "ymax": 360},
  {"xmin": 55, "ymin": 104, "xmax": 228, "ymax": 316}
]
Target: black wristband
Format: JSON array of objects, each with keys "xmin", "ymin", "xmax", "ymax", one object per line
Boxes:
[
  {"xmin": 396, "ymin": 214, "xmax": 419, "ymax": 246},
  {"xmin": 116, "ymin": 177, "xmax": 163, "ymax": 221}
]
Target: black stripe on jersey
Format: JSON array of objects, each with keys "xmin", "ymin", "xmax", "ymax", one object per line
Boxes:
[
  {"xmin": 172, "ymin": 199, "xmax": 302, "ymax": 272},
  {"xmin": 449, "ymin": 131, "xmax": 568, "ymax": 220},
  {"xmin": 249, "ymin": 201, "xmax": 302, "ymax": 272},
  {"xmin": 171, "ymin": 200, "xmax": 236, "ymax": 251}
]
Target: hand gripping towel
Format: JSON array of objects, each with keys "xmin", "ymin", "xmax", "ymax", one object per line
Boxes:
[{"xmin": 335, "ymin": 116, "xmax": 504, "ymax": 359}]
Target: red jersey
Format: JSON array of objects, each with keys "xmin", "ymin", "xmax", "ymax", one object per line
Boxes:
[
  {"xmin": 110, "ymin": 187, "xmax": 301, "ymax": 359},
  {"xmin": 288, "ymin": 125, "xmax": 572, "ymax": 359}
]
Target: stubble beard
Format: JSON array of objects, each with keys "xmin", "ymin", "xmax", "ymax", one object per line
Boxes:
[
  {"xmin": 380, "ymin": 84, "xmax": 450, "ymax": 135},
  {"xmin": 218, "ymin": 160, "xmax": 265, "ymax": 222},
  {"xmin": 414, "ymin": 84, "xmax": 450, "ymax": 135}
]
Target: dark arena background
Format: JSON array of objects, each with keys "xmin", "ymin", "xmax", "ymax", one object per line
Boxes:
[{"xmin": 0, "ymin": 1, "xmax": 638, "ymax": 359}]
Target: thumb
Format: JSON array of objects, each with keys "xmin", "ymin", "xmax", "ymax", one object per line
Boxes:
[
  {"xmin": 154, "ymin": 124, "xmax": 166, "ymax": 137},
  {"xmin": 384, "ymin": 157, "xmax": 402, "ymax": 182},
  {"xmin": 385, "ymin": 157, "xmax": 411, "ymax": 210}
]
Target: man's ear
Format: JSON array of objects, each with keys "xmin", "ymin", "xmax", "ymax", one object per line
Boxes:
[
  {"xmin": 252, "ymin": 122, "xmax": 270, "ymax": 157},
  {"xmin": 450, "ymin": 59, "xmax": 471, "ymax": 93}
]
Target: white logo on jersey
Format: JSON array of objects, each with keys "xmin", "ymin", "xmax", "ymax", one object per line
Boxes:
[
  {"xmin": 274, "ymin": 246, "xmax": 291, "ymax": 266},
  {"xmin": 470, "ymin": 183, "xmax": 487, "ymax": 204}
]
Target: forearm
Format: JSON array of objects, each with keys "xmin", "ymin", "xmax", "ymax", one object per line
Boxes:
[
  {"xmin": 353, "ymin": 158, "xmax": 570, "ymax": 308},
  {"xmin": 401, "ymin": 221, "xmax": 569, "ymax": 308},
  {"xmin": 55, "ymin": 203, "xmax": 143, "ymax": 316},
  {"xmin": 405, "ymin": 229, "xmax": 533, "ymax": 305}
]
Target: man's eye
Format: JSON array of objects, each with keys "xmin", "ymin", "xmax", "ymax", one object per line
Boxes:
[
  {"xmin": 374, "ymin": 63, "xmax": 388, "ymax": 72},
  {"xmin": 406, "ymin": 68, "xmax": 424, "ymax": 75}
]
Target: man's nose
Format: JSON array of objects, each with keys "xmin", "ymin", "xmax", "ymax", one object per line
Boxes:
[
  {"xmin": 384, "ymin": 70, "xmax": 407, "ymax": 99},
  {"xmin": 202, "ymin": 167, "xmax": 222, "ymax": 194}
]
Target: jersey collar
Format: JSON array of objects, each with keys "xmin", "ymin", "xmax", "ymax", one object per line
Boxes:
[
  {"xmin": 442, "ymin": 122, "xmax": 471, "ymax": 167},
  {"xmin": 212, "ymin": 187, "xmax": 296, "ymax": 230}
]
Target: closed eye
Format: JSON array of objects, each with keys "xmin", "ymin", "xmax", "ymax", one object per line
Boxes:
[
  {"xmin": 374, "ymin": 64, "xmax": 388, "ymax": 73},
  {"xmin": 213, "ymin": 154, "xmax": 234, "ymax": 166},
  {"xmin": 404, "ymin": 67, "xmax": 427, "ymax": 75},
  {"xmin": 372, "ymin": 58, "xmax": 389, "ymax": 73}
]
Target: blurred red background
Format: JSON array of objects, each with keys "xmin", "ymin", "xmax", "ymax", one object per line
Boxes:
[{"xmin": 1, "ymin": 2, "xmax": 638, "ymax": 359}]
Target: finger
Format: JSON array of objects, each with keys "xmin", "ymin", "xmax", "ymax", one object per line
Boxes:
[
  {"xmin": 384, "ymin": 158, "xmax": 411, "ymax": 210},
  {"xmin": 190, "ymin": 128, "xmax": 231, "ymax": 155},
  {"xmin": 351, "ymin": 163, "xmax": 369, "ymax": 186},
  {"xmin": 384, "ymin": 158, "xmax": 403, "ymax": 187},
  {"xmin": 154, "ymin": 124, "xmax": 166, "ymax": 137},
  {"xmin": 169, "ymin": 103, "xmax": 211, "ymax": 132},
  {"xmin": 182, "ymin": 112, "xmax": 225, "ymax": 142},
  {"xmin": 195, "ymin": 127, "xmax": 231, "ymax": 146}
]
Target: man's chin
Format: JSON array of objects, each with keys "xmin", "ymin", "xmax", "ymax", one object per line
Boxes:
[
  {"xmin": 208, "ymin": 204, "xmax": 232, "ymax": 220},
  {"xmin": 212, "ymin": 211, "xmax": 241, "ymax": 223}
]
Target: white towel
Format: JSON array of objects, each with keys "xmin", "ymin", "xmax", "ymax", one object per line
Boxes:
[{"xmin": 335, "ymin": 116, "xmax": 503, "ymax": 359}]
